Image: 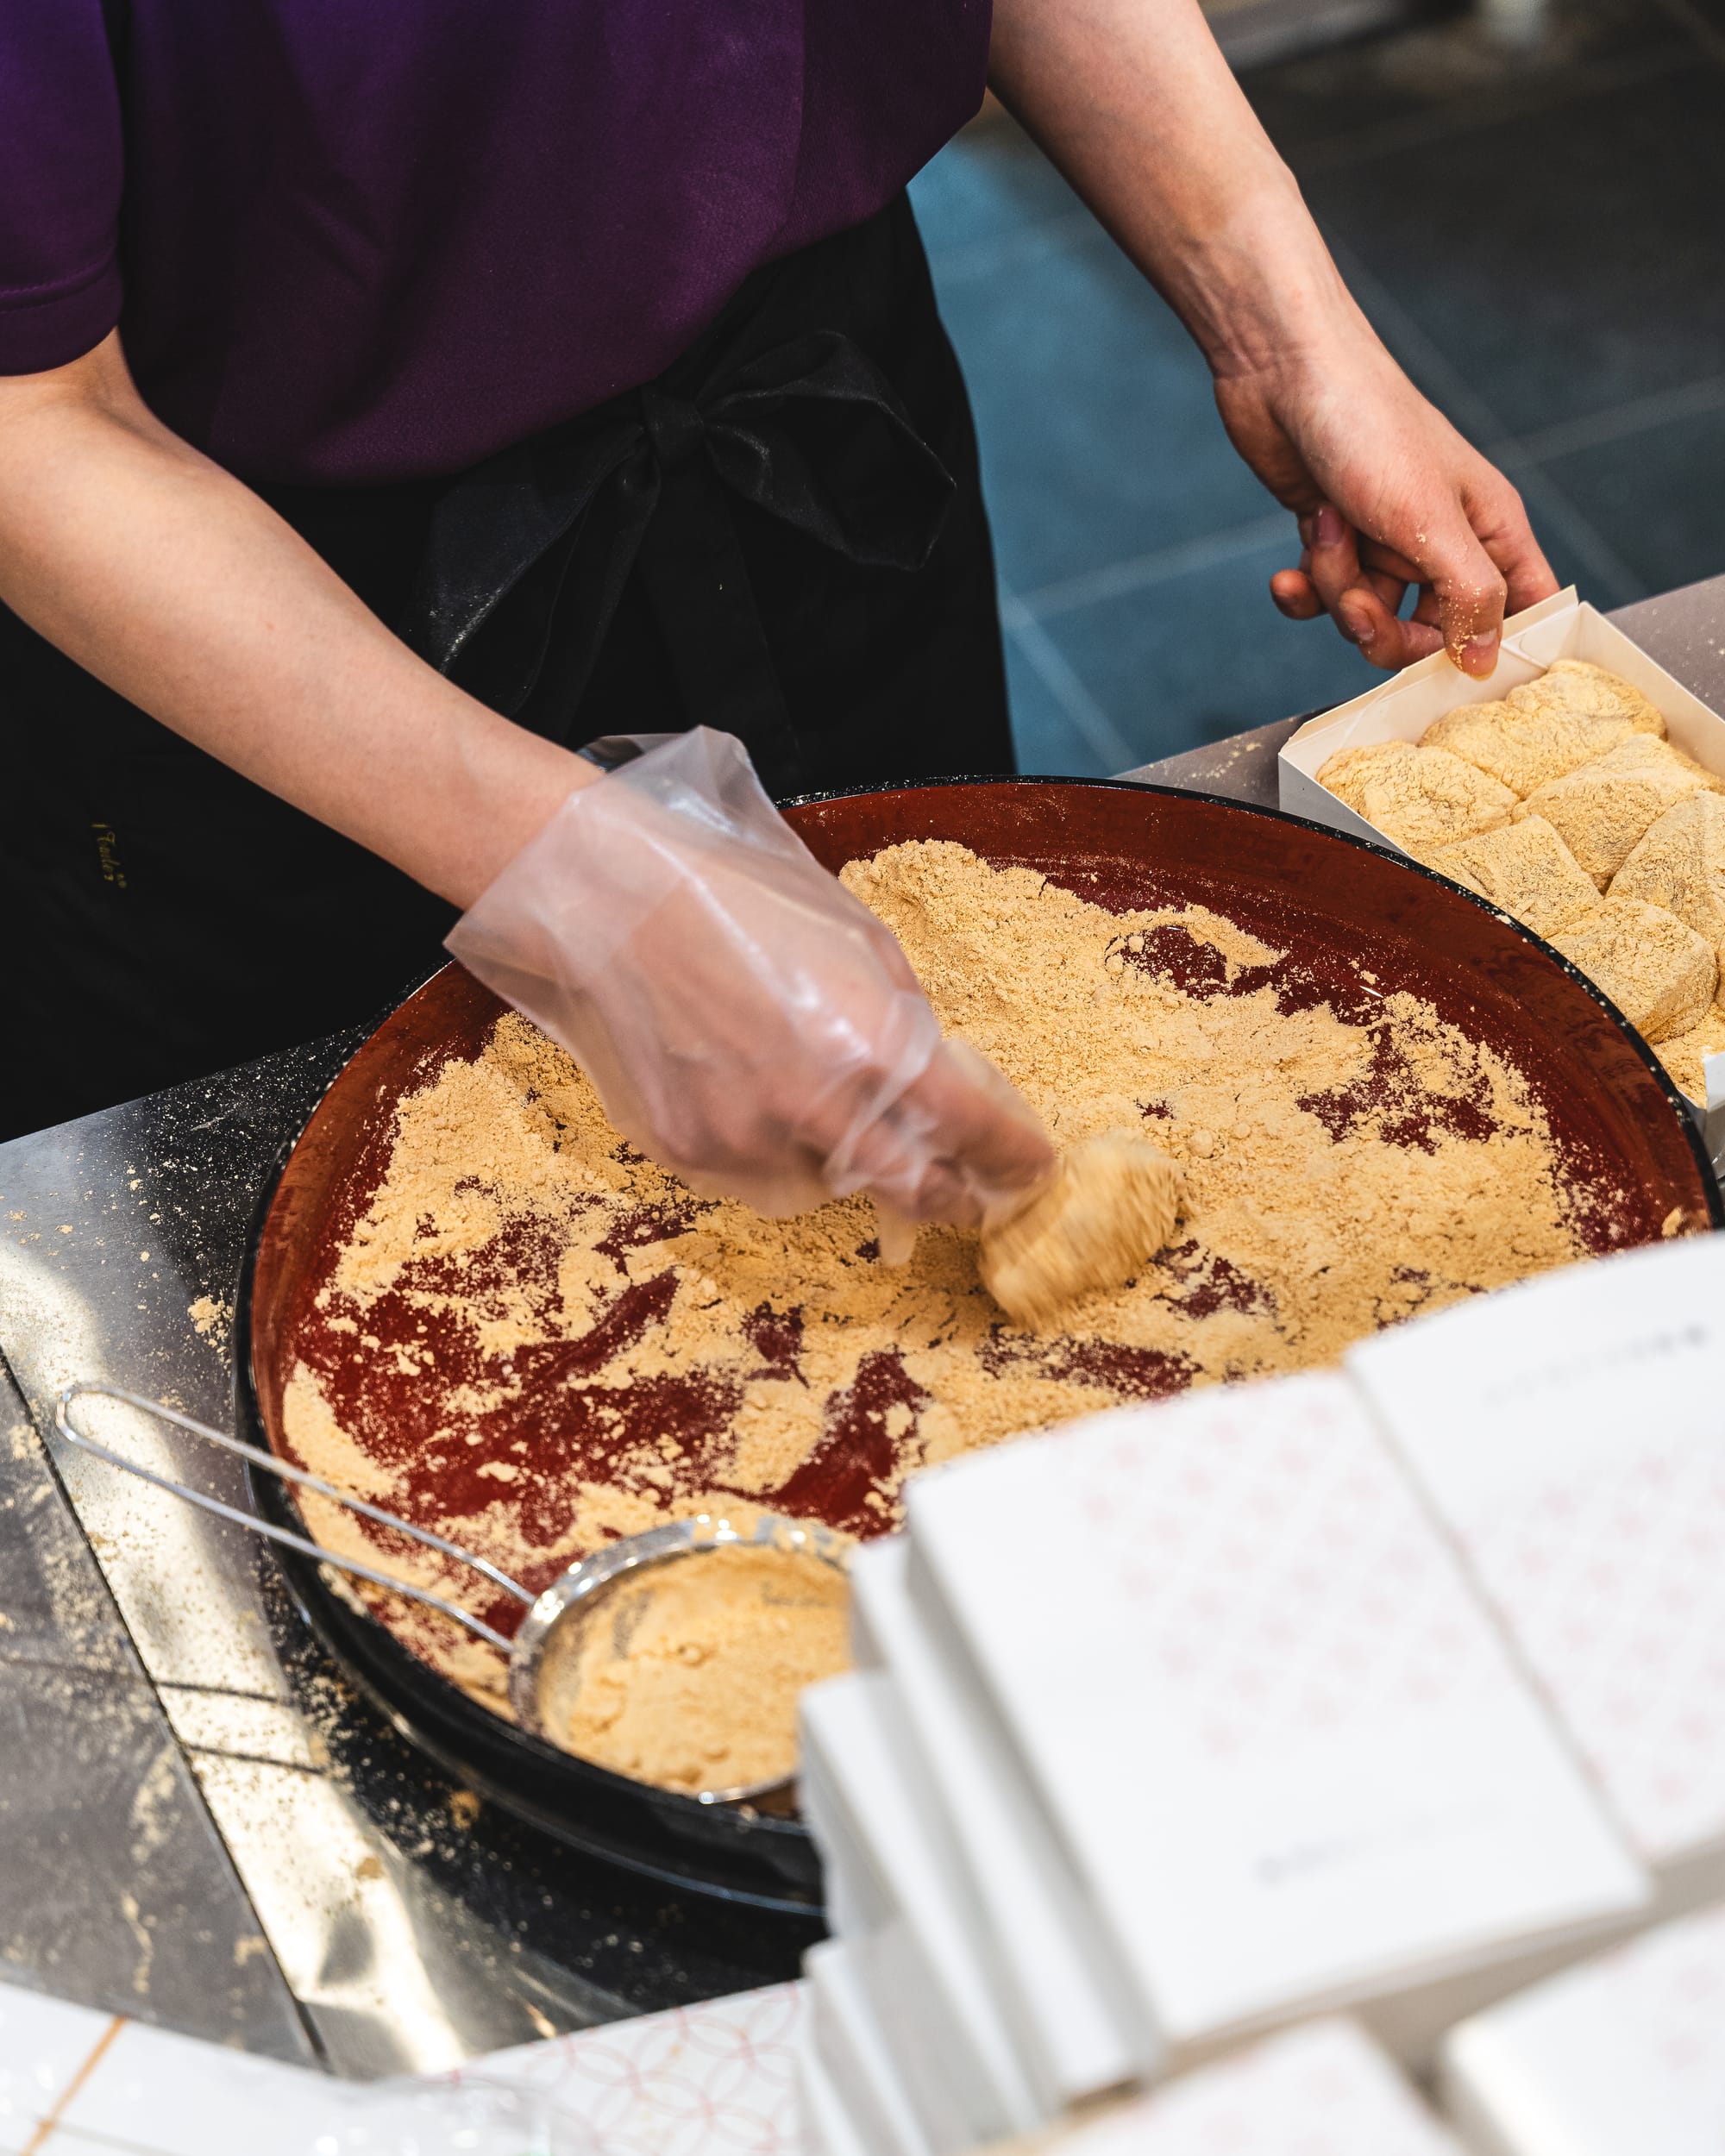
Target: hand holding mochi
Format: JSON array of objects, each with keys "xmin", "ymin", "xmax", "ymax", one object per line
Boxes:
[
  {"xmin": 1513, "ymin": 735, "xmax": 1722, "ymax": 889},
  {"xmin": 1548, "ymin": 898, "xmax": 1717, "ymax": 1044},
  {"xmin": 1427, "ymin": 817, "xmax": 1600, "ymax": 940},
  {"xmin": 980, "ymin": 1129, "xmax": 1183, "ymax": 1330},
  {"xmin": 1316, "ymin": 742, "xmax": 1515, "ymax": 856}
]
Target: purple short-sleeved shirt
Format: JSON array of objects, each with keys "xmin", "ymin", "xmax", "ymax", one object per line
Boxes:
[{"xmin": 0, "ymin": 1, "xmax": 988, "ymax": 485}]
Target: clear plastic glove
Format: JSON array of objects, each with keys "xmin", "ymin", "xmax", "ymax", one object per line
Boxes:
[{"xmin": 446, "ymin": 728, "xmax": 1055, "ymax": 1223}]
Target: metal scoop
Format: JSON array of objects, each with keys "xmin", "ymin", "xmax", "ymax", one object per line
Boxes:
[{"xmin": 53, "ymin": 1382, "xmax": 848, "ymax": 1805}]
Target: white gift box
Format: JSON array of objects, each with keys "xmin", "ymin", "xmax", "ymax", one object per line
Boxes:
[
  {"xmin": 1441, "ymin": 1902, "xmax": 1725, "ymax": 2156},
  {"xmin": 805, "ymin": 1938, "xmax": 932, "ymax": 2156},
  {"xmin": 901, "ymin": 1371, "xmax": 1647, "ymax": 2058},
  {"xmin": 1005, "ymin": 2019, "xmax": 1464, "ymax": 2156},
  {"xmin": 849, "ymin": 1535, "xmax": 1142, "ymax": 2115},
  {"xmin": 800, "ymin": 1670, "xmax": 1041, "ymax": 2151},
  {"xmin": 1350, "ymin": 1232, "xmax": 1725, "ymax": 1914},
  {"xmin": 1277, "ymin": 588, "xmax": 1725, "ymax": 1128},
  {"xmin": 800, "ymin": 2030, "xmax": 876, "ymax": 2156}
]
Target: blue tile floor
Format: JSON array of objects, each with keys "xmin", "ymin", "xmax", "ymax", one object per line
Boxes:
[{"xmin": 910, "ymin": 0, "xmax": 1725, "ymax": 774}]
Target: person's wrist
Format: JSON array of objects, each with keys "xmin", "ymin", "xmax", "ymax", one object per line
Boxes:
[
  {"xmin": 1176, "ymin": 185, "xmax": 1361, "ymax": 386},
  {"xmin": 433, "ymin": 708, "xmax": 602, "ymax": 909}
]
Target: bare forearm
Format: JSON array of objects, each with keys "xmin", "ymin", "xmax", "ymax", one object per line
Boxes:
[
  {"xmin": 990, "ymin": 0, "xmax": 1555, "ymax": 671},
  {"xmin": 988, "ymin": 0, "xmax": 1365, "ymax": 376},
  {"xmin": 0, "ymin": 335, "xmax": 593, "ymax": 907}
]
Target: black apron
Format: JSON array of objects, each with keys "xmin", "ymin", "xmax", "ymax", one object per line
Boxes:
[{"xmin": 0, "ymin": 197, "xmax": 1011, "ymax": 1142}]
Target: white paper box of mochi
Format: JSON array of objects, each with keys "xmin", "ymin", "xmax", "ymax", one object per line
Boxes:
[
  {"xmin": 1276, "ymin": 587, "xmax": 1725, "ymax": 1115},
  {"xmin": 902, "ymin": 1369, "xmax": 1648, "ymax": 2053}
]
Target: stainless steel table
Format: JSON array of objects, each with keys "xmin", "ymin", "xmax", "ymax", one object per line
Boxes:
[
  {"xmin": 0, "ymin": 1051, "xmax": 817, "ymax": 2075},
  {"xmin": 4, "ymin": 572, "xmax": 1722, "ymax": 2075}
]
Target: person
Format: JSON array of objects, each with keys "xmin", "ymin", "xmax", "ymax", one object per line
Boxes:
[{"xmin": 0, "ymin": 0, "xmax": 1556, "ymax": 1225}]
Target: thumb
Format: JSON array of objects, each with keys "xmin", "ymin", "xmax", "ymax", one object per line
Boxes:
[
  {"xmin": 933, "ymin": 1039, "xmax": 1055, "ymax": 1173},
  {"xmin": 822, "ymin": 1039, "xmax": 1054, "ymax": 1227},
  {"xmin": 1422, "ymin": 517, "xmax": 1509, "ymax": 680}
]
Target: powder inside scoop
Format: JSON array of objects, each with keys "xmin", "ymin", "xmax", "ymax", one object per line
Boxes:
[{"xmin": 554, "ymin": 1541, "xmax": 850, "ymax": 1795}]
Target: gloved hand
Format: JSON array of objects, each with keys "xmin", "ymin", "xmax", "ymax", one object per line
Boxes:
[{"xmin": 446, "ymin": 728, "xmax": 1056, "ymax": 1224}]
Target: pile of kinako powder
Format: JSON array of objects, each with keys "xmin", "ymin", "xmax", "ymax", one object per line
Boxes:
[
  {"xmin": 283, "ymin": 838, "xmax": 1591, "ymax": 1779},
  {"xmin": 554, "ymin": 1534, "xmax": 850, "ymax": 1796}
]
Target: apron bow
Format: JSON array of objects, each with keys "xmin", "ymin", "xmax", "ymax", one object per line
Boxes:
[{"xmin": 400, "ymin": 327, "xmax": 956, "ymax": 782}]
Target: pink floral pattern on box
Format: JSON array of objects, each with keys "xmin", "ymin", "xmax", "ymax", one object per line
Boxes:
[
  {"xmin": 1472, "ymin": 1904, "xmax": 1725, "ymax": 2133},
  {"xmin": 1607, "ymin": 1903, "xmax": 1725, "ymax": 2097},
  {"xmin": 1064, "ymin": 1385, "xmax": 1505, "ymax": 1759},
  {"xmin": 1068, "ymin": 2020, "xmax": 1461, "ymax": 2155},
  {"xmin": 1452, "ymin": 1434, "xmax": 1725, "ymax": 1858},
  {"xmin": 465, "ymin": 1983, "xmax": 806, "ymax": 2155}
]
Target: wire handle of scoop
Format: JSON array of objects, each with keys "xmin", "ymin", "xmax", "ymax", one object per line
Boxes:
[{"xmin": 53, "ymin": 1382, "xmax": 530, "ymax": 1654}]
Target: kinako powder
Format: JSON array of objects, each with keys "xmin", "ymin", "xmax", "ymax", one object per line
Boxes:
[
  {"xmin": 283, "ymin": 838, "xmax": 1591, "ymax": 1790},
  {"xmin": 554, "ymin": 1535, "xmax": 850, "ymax": 1796}
]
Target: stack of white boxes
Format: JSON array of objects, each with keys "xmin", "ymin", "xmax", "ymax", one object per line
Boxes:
[{"xmin": 797, "ymin": 1234, "xmax": 1725, "ymax": 2156}]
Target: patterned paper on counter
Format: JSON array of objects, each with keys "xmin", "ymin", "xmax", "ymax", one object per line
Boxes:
[{"xmin": 0, "ymin": 1975, "xmax": 805, "ymax": 2156}]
